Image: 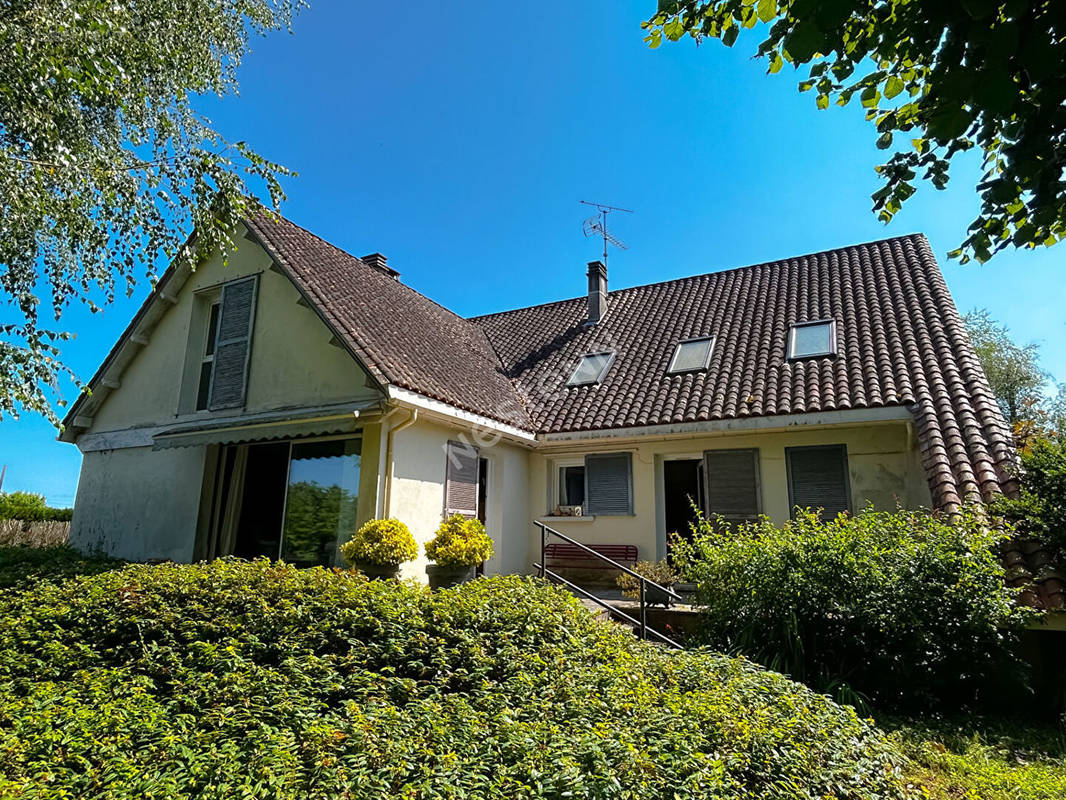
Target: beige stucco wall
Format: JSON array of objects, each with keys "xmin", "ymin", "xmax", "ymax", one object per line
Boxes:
[
  {"xmin": 69, "ymin": 445, "xmax": 208, "ymax": 561},
  {"xmin": 528, "ymin": 419, "xmax": 931, "ymax": 566},
  {"xmin": 89, "ymin": 225, "xmax": 380, "ymax": 433},
  {"xmin": 386, "ymin": 417, "xmax": 531, "ymax": 580}
]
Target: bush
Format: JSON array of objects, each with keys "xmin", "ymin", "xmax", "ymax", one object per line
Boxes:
[
  {"xmin": 0, "ymin": 491, "xmax": 72, "ymax": 522},
  {"xmin": 339, "ymin": 517, "xmax": 417, "ymax": 566},
  {"xmin": 0, "ymin": 558, "xmax": 926, "ymax": 799},
  {"xmin": 0, "ymin": 545, "xmax": 121, "ymax": 589},
  {"xmin": 994, "ymin": 434, "xmax": 1066, "ymax": 562},
  {"xmin": 616, "ymin": 559, "xmax": 678, "ymax": 599},
  {"xmin": 424, "ymin": 514, "xmax": 493, "ymax": 567},
  {"xmin": 671, "ymin": 507, "xmax": 1034, "ymax": 712}
]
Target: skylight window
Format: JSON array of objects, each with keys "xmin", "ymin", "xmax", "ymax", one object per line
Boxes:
[
  {"xmin": 788, "ymin": 320, "xmax": 837, "ymax": 359},
  {"xmin": 567, "ymin": 352, "xmax": 614, "ymax": 386},
  {"xmin": 667, "ymin": 336, "xmax": 715, "ymax": 374}
]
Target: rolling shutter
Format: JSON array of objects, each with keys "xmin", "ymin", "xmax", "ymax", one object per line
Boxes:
[
  {"xmin": 703, "ymin": 448, "xmax": 761, "ymax": 521},
  {"xmin": 208, "ymin": 276, "xmax": 258, "ymax": 410},
  {"xmin": 444, "ymin": 440, "xmax": 480, "ymax": 517},
  {"xmin": 786, "ymin": 444, "xmax": 850, "ymax": 518},
  {"xmin": 585, "ymin": 453, "xmax": 632, "ymax": 516}
]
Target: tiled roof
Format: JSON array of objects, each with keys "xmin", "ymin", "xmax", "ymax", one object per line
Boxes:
[
  {"xmin": 473, "ymin": 234, "xmax": 1017, "ymax": 513},
  {"xmin": 244, "ymin": 211, "xmax": 532, "ymax": 430}
]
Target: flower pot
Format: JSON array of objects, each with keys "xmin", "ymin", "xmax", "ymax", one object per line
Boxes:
[
  {"xmin": 354, "ymin": 561, "xmax": 401, "ymax": 580},
  {"xmin": 644, "ymin": 582, "xmax": 676, "ymax": 608},
  {"xmin": 426, "ymin": 563, "xmax": 474, "ymax": 590}
]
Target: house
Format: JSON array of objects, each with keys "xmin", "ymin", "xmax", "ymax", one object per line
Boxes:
[{"xmin": 62, "ymin": 209, "xmax": 1035, "ymax": 594}]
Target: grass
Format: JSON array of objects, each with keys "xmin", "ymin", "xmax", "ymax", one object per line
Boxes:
[{"xmin": 889, "ymin": 716, "xmax": 1066, "ymax": 800}]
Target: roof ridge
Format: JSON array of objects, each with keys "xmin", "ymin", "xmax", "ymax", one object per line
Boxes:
[
  {"xmin": 259, "ymin": 210, "xmax": 492, "ymax": 331},
  {"xmin": 469, "ymin": 232, "xmax": 929, "ymax": 322}
]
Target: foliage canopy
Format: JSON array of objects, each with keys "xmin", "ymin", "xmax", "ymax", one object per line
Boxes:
[
  {"xmin": 0, "ymin": 557, "xmax": 925, "ymax": 799},
  {"xmin": 425, "ymin": 514, "xmax": 494, "ymax": 567},
  {"xmin": 340, "ymin": 517, "xmax": 417, "ymax": 567},
  {"xmin": 645, "ymin": 1, "xmax": 1066, "ymax": 264},
  {"xmin": 0, "ymin": 0, "xmax": 302, "ymax": 421},
  {"xmin": 994, "ymin": 434, "xmax": 1066, "ymax": 563}
]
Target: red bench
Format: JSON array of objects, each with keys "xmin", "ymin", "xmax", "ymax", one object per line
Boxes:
[{"xmin": 544, "ymin": 542, "xmax": 638, "ymax": 570}]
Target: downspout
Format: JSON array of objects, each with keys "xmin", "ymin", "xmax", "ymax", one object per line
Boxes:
[{"xmin": 382, "ymin": 408, "xmax": 418, "ymax": 518}]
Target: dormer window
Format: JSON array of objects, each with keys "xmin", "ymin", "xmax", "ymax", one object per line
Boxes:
[
  {"xmin": 788, "ymin": 320, "xmax": 837, "ymax": 359},
  {"xmin": 667, "ymin": 336, "xmax": 715, "ymax": 374},
  {"xmin": 567, "ymin": 351, "xmax": 614, "ymax": 386}
]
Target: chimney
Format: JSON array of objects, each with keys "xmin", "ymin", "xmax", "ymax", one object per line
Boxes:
[
  {"xmin": 586, "ymin": 260, "xmax": 607, "ymax": 325},
  {"xmin": 361, "ymin": 252, "xmax": 400, "ymax": 279}
]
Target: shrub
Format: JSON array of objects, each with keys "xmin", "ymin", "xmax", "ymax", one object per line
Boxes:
[
  {"xmin": 994, "ymin": 434, "xmax": 1066, "ymax": 562},
  {"xmin": 424, "ymin": 514, "xmax": 493, "ymax": 567},
  {"xmin": 616, "ymin": 559, "xmax": 678, "ymax": 598},
  {"xmin": 0, "ymin": 546, "xmax": 121, "ymax": 588},
  {"xmin": 671, "ymin": 507, "xmax": 1034, "ymax": 712},
  {"xmin": 339, "ymin": 517, "xmax": 417, "ymax": 566},
  {"xmin": 0, "ymin": 559, "xmax": 925, "ymax": 799},
  {"xmin": 0, "ymin": 491, "xmax": 72, "ymax": 522}
]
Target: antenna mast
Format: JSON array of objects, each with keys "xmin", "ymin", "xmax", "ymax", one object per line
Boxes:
[{"xmin": 581, "ymin": 200, "xmax": 632, "ymax": 267}]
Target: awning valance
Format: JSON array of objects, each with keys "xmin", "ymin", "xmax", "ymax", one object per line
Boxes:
[{"xmin": 152, "ymin": 399, "xmax": 383, "ymax": 450}]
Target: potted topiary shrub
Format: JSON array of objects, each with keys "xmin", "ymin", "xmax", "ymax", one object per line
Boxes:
[
  {"xmin": 340, "ymin": 518, "xmax": 417, "ymax": 580},
  {"xmin": 424, "ymin": 514, "xmax": 494, "ymax": 589},
  {"xmin": 616, "ymin": 560, "xmax": 679, "ymax": 607}
]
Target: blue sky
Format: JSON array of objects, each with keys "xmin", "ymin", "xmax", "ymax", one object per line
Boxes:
[{"xmin": 2, "ymin": 0, "xmax": 1064, "ymax": 505}]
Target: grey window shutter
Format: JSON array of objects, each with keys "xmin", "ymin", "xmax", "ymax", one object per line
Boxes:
[
  {"xmin": 208, "ymin": 276, "xmax": 258, "ymax": 410},
  {"xmin": 444, "ymin": 441, "xmax": 480, "ymax": 517},
  {"xmin": 786, "ymin": 445, "xmax": 850, "ymax": 518},
  {"xmin": 703, "ymin": 448, "xmax": 761, "ymax": 521},
  {"xmin": 585, "ymin": 453, "xmax": 632, "ymax": 515}
]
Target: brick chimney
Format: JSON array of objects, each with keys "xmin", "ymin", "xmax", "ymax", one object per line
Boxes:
[
  {"xmin": 586, "ymin": 260, "xmax": 607, "ymax": 325},
  {"xmin": 361, "ymin": 252, "xmax": 400, "ymax": 279}
]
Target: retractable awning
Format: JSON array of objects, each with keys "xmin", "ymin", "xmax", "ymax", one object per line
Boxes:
[{"xmin": 152, "ymin": 399, "xmax": 383, "ymax": 450}]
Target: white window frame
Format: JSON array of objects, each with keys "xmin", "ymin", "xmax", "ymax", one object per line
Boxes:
[
  {"xmin": 667, "ymin": 336, "xmax": 716, "ymax": 374},
  {"xmin": 567, "ymin": 351, "xmax": 615, "ymax": 386},
  {"xmin": 787, "ymin": 319, "xmax": 837, "ymax": 360},
  {"xmin": 195, "ymin": 299, "xmax": 222, "ymax": 411},
  {"xmin": 552, "ymin": 457, "xmax": 586, "ymax": 512}
]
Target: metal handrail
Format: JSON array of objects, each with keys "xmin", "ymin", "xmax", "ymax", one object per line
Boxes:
[
  {"xmin": 534, "ymin": 520, "xmax": 684, "ymax": 648},
  {"xmin": 532, "ymin": 563, "xmax": 682, "ymax": 649}
]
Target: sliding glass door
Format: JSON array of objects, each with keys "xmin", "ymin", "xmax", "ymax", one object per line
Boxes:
[
  {"xmin": 280, "ymin": 438, "xmax": 361, "ymax": 567},
  {"xmin": 217, "ymin": 436, "xmax": 362, "ymax": 567}
]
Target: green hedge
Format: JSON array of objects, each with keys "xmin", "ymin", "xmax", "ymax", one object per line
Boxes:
[
  {"xmin": 0, "ymin": 558, "xmax": 923, "ymax": 799},
  {"xmin": 672, "ymin": 507, "xmax": 1034, "ymax": 712},
  {"xmin": 0, "ymin": 491, "xmax": 73, "ymax": 522}
]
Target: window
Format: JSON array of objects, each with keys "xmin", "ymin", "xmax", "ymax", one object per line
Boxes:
[
  {"xmin": 788, "ymin": 319, "xmax": 837, "ymax": 359},
  {"xmin": 584, "ymin": 453, "xmax": 633, "ymax": 515},
  {"xmin": 703, "ymin": 448, "xmax": 761, "ymax": 522},
  {"xmin": 195, "ymin": 302, "xmax": 221, "ymax": 411},
  {"xmin": 786, "ymin": 444, "xmax": 850, "ymax": 518},
  {"xmin": 567, "ymin": 351, "xmax": 614, "ymax": 386},
  {"xmin": 558, "ymin": 464, "xmax": 585, "ymax": 507},
  {"xmin": 280, "ymin": 438, "xmax": 362, "ymax": 567},
  {"xmin": 668, "ymin": 336, "xmax": 715, "ymax": 374},
  {"xmin": 444, "ymin": 440, "xmax": 480, "ymax": 517}
]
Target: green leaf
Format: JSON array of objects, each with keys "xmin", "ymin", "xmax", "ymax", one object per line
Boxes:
[
  {"xmin": 884, "ymin": 76, "xmax": 904, "ymax": 100},
  {"xmin": 816, "ymin": 93, "xmax": 830, "ymax": 110},
  {"xmin": 757, "ymin": 0, "xmax": 777, "ymax": 24},
  {"xmin": 783, "ymin": 21, "xmax": 824, "ymax": 62}
]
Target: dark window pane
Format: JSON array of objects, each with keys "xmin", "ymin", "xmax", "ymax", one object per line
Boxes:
[
  {"xmin": 205, "ymin": 303, "xmax": 221, "ymax": 355},
  {"xmin": 787, "ymin": 445, "xmax": 850, "ymax": 518},
  {"xmin": 560, "ymin": 466, "xmax": 585, "ymax": 507},
  {"xmin": 196, "ymin": 361, "xmax": 213, "ymax": 411}
]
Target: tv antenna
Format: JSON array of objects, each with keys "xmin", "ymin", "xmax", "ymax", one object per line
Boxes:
[{"xmin": 581, "ymin": 200, "xmax": 632, "ymax": 267}]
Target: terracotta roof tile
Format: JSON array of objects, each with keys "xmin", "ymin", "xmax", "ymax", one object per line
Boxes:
[{"xmin": 474, "ymin": 233, "xmax": 1016, "ymax": 514}]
